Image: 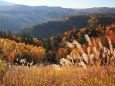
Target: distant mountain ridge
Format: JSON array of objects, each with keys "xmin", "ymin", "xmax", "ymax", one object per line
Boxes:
[
  {"xmin": 80, "ymin": 7, "xmax": 115, "ymax": 13},
  {"xmin": 0, "ymin": 0, "xmax": 15, "ymax": 6},
  {"xmin": 0, "ymin": 3, "xmax": 115, "ymax": 32}
]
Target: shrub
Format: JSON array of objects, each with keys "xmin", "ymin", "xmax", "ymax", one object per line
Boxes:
[{"xmin": 0, "ymin": 59, "xmax": 7, "ymax": 83}]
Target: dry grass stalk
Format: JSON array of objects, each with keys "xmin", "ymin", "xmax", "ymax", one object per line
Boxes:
[
  {"xmin": 85, "ymin": 34, "xmax": 92, "ymax": 46},
  {"xmin": 66, "ymin": 42, "xmax": 74, "ymax": 49},
  {"xmin": 108, "ymin": 37, "xmax": 113, "ymax": 53}
]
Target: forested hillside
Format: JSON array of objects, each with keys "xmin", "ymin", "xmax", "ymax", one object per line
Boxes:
[{"xmin": 17, "ymin": 13, "xmax": 115, "ymax": 38}]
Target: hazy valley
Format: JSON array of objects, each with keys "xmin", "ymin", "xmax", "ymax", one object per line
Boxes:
[{"xmin": 0, "ymin": 0, "xmax": 115, "ymax": 32}]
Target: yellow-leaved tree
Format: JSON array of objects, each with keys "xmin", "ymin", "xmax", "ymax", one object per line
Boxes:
[{"xmin": 31, "ymin": 46, "xmax": 46, "ymax": 63}]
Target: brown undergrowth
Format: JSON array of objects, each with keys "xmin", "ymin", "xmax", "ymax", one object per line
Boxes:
[{"xmin": 1, "ymin": 65, "xmax": 115, "ymax": 86}]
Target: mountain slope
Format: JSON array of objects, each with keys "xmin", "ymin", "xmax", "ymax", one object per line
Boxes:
[
  {"xmin": 17, "ymin": 13, "xmax": 115, "ymax": 38},
  {"xmin": 0, "ymin": 5, "xmax": 77, "ymax": 32}
]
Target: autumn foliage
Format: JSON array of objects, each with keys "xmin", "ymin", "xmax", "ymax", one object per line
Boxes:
[
  {"xmin": 0, "ymin": 38, "xmax": 46, "ymax": 64},
  {"xmin": 0, "ymin": 23, "xmax": 115, "ymax": 65}
]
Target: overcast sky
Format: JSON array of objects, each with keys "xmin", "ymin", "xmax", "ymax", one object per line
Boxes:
[{"xmin": 3, "ymin": 0, "xmax": 115, "ymax": 8}]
